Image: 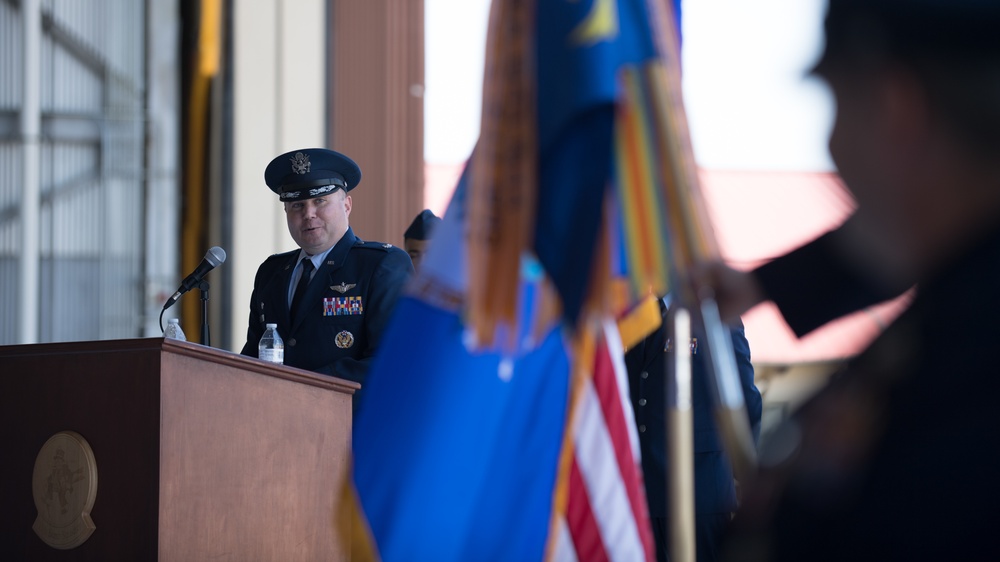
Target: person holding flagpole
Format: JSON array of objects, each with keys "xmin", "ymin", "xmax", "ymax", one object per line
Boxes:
[{"xmin": 693, "ymin": 1, "xmax": 1000, "ymax": 559}]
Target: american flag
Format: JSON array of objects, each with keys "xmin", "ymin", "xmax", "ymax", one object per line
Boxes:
[{"xmin": 550, "ymin": 320, "xmax": 655, "ymax": 561}]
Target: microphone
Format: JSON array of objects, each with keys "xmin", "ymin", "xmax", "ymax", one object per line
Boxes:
[{"xmin": 163, "ymin": 246, "xmax": 227, "ymax": 310}]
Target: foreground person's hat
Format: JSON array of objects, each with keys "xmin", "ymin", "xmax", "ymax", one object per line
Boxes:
[{"xmin": 817, "ymin": 0, "xmax": 1000, "ymax": 70}]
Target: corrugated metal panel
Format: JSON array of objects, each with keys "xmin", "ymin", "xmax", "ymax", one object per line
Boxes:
[
  {"xmin": 0, "ymin": 1, "xmax": 21, "ymax": 110},
  {"xmin": 0, "ymin": 143, "xmax": 20, "ymax": 340},
  {"xmin": 0, "ymin": 0, "xmax": 147, "ymax": 344}
]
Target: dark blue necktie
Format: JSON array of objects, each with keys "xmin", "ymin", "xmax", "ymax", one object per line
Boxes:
[{"xmin": 290, "ymin": 259, "xmax": 314, "ymax": 322}]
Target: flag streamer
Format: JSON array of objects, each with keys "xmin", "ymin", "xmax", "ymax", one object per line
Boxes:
[
  {"xmin": 468, "ymin": 0, "xmax": 538, "ymax": 347},
  {"xmin": 614, "ymin": 65, "xmax": 673, "ymax": 300}
]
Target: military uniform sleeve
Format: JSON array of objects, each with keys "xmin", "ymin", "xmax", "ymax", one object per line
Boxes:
[
  {"xmin": 729, "ymin": 320, "xmax": 762, "ymax": 443},
  {"xmin": 240, "ymin": 261, "xmax": 270, "ymax": 357},
  {"xmin": 754, "ymin": 218, "xmax": 908, "ymax": 337}
]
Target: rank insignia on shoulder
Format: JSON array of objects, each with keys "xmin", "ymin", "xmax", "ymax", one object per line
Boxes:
[
  {"xmin": 335, "ymin": 330, "xmax": 355, "ymax": 349},
  {"xmin": 330, "ymin": 282, "xmax": 356, "ymax": 294},
  {"xmin": 382, "ymin": 243, "xmax": 392, "ymax": 249},
  {"xmin": 324, "ymin": 296, "xmax": 363, "ymax": 316}
]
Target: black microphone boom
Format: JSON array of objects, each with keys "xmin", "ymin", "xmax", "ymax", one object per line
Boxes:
[{"xmin": 163, "ymin": 246, "xmax": 227, "ymax": 310}]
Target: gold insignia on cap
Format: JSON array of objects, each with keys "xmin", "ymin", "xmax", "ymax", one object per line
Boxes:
[
  {"xmin": 331, "ymin": 282, "xmax": 356, "ymax": 294},
  {"xmin": 290, "ymin": 152, "xmax": 311, "ymax": 175},
  {"xmin": 335, "ymin": 330, "xmax": 355, "ymax": 349}
]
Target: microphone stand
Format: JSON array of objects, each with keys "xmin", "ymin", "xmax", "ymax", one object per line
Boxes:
[{"xmin": 198, "ymin": 279, "xmax": 211, "ymax": 346}]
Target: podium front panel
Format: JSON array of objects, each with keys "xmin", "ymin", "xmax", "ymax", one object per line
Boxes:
[{"xmin": 0, "ymin": 338, "xmax": 357, "ymax": 561}]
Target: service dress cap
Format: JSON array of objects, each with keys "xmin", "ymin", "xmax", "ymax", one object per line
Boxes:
[
  {"xmin": 264, "ymin": 148, "xmax": 362, "ymax": 202},
  {"xmin": 820, "ymin": 0, "xmax": 1000, "ymax": 63},
  {"xmin": 404, "ymin": 209, "xmax": 443, "ymax": 241}
]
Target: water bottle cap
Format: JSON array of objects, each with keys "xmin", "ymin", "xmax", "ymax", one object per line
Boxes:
[
  {"xmin": 168, "ymin": 318, "xmax": 180, "ymax": 324},
  {"xmin": 266, "ymin": 323, "xmax": 277, "ymax": 328}
]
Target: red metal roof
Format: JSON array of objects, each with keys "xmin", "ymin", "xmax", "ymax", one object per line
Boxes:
[{"xmin": 698, "ymin": 169, "xmax": 909, "ymax": 364}]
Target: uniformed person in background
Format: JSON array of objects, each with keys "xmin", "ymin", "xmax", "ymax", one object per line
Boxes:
[
  {"xmin": 402, "ymin": 208, "xmax": 442, "ymax": 270},
  {"xmin": 241, "ymin": 148, "xmax": 413, "ymax": 407},
  {"xmin": 625, "ymin": 296, "xmax": 761, "ymax": 562}
]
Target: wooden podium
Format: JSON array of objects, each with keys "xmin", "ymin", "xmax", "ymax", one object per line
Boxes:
[{"xmin": 0, "ymin": 338, "xmax": 359, "ymax": 560}]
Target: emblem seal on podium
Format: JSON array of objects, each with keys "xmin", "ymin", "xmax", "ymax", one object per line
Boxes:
[{"xmin": 32, "ymin": 431, "xmax": 98, "ymax": 549}]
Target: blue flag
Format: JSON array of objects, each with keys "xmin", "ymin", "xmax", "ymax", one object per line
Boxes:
[
  {"xmin": 534, "ymin": 0, "xmax": 666, "ymax": 325},
  {"xmin": 348, "ymin": 1, "xmax": 691, "ymax": 560},
  {"xmin": 351, "ymin": 170, "xmax": 573, "ymax": 560}
]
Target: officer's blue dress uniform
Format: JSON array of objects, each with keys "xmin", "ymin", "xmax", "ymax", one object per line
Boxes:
[
  {"xmin": 240, "ymin": 228, "xmax": 410, "ymax": 386},
  {"xmin": 624, "ymin": 298, "xmax": 762, "ymax": 562},
  {"xmin": 240, "ymin": 148, "xmax": 412, "ymax": 408}
]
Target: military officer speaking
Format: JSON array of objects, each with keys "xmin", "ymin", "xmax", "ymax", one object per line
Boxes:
[{"xmin": 240, "ymin": 148, "xmax": 413, "ymax": 407}]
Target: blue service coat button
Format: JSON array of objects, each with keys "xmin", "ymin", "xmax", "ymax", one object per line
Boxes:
[{"xmin": 288, "ymin": 338, "xmax": 297, "ymax": 347}]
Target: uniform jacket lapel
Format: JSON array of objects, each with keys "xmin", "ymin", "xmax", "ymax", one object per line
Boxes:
[{"xmin": 263, "ymin": 253, "xmax": 297, "ymax": 328}]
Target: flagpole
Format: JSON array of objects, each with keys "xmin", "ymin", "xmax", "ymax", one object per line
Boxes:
[
  {"xmin": 668, "ymin": 307, "xmax": 695, "ymax": 562},
  {"xmin": 641, "ymin": 0, "xmax": 759, "ymax": 485},
  {"xmin": 698, "ymin": 296, "xmax": 758, "ymax": 484}
]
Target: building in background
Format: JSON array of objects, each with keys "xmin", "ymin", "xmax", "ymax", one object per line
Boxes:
[
  {"xmin": 0, "ymin": 0, "xmax": 424, "ymax": 352},
  {"xmin": 2, "ymin": 0, "xmax": 906, "ymax": 435},
  {"xmin": 0, "ymin": 0, "xmax": 171, "ymax": 345}
]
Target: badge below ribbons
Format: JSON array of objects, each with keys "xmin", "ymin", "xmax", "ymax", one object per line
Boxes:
[
  {"xmin": 324, "ymin": 296, "xmax": 363, "ymax": 316},
  {"xmin": 336, "ymin": 330, "xmax": 354, "ymax": 349}
]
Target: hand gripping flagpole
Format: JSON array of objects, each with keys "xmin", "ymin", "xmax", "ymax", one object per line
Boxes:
[{"xmin": 698, "ymin": 293, "xmax": 758, "ymax": 485}]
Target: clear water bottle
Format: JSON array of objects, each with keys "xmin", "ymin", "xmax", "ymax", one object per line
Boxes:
[
  {"xmin": 258, "ymin": 323, "xmax": 284, "ymax": 364},
  {"xmin": 164, "ymin": 318, "xmax": 186, "ymax": 341}
]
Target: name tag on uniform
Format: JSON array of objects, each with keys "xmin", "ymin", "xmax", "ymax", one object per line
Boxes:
[{"xmin": 324, "ymin": 296, "xmax": 364, "ymax": 316}]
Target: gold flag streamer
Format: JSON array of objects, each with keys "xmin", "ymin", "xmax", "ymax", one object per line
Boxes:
[{"xmin": 467, "ymin": 0, "xmax": 539, "ymax": 347}]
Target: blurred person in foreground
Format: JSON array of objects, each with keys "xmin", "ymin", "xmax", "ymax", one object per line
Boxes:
[
  {"xmin": 241, "ymin": 148, "xmax": 412, "ymax": 408},
  {"xmin": 403, "ymin": 208, "xmax": 442, "ymax": 270},
  {"xmin": 695, "ymin": 1, "xmax": 1000, "ymax": 560}
]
